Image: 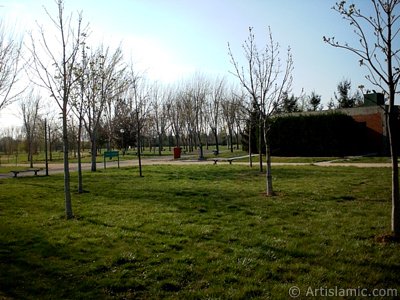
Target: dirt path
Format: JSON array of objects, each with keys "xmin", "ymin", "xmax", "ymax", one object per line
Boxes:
[{"xmin": 0, "ymin": 156, "xmax": 391, "ymax": 179}]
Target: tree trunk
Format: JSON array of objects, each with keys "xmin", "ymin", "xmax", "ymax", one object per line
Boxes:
[
  {"xmin": 90, "ymin": 133, "xmax": 97, "ymax": 172},
  {"xmin": 235, "ymin": 128, "xmax": 240, "ymax": 151},
  {"xmin": 44, "ymin": 119, "xmax": 49, "ymax": 176},
  {"xmin": 137, "ymin": 125, "xmax": 143, "ymax": 177},
  {"xmin": 259, "ymin": 120, "xmax": 263, "ymax": 173},
  {"xmin": 248, "ymin": 122, "xmax": 253, "ymax": 168},
  {"xmin": 387, "ymin": 21, "xmax": 400, "ymax": 237},
  {"xmin": 229, "ymin": 129, "xmax": 234, "ymax": 153},
  {"xmin": 158, "ymin": 133, "xmax": 162, "ymax": 156},
  {"xmin": 265, "ymin": 141, "xmax": 273, "ymax": 196},
  {"xmin": 62, "ymin": 109, "xmax": 73, "ymax": 219},
  {"xmin": 29, "ymin": 141, "xmax": 33, "ymax": 168},
  {"xmin": 175, "ymin": 134, "xmax": 180, "ymax": 148},
  {"xmin": 49, "ymin": 125, "xmax": 52, "ymax": 161},
  {"xmin": 264, "ymin": 120, "xmax": 273, "ymax": 196},
  {"xmin": 77, "ymin": 118, "xmax": 83, "ymax": 194},
  {"xmin": 389, "ymin": 105, "xmax": 400, "ymax": 237},
  {"xmin": 212, "ymin": 128, "xmax": 219, "ymax": 154},
  {"xmin": 197, "ymin": 133, "xmax": 204, "ymax": 160}
]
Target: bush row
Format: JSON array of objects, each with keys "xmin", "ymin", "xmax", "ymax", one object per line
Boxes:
[
  {"xmin": 268, "ymin": 113, "xmax": 371, "ymax": 156},
  {"xmin": 243, "ymin": 113, "xmax": 383, "ymax": 156}
]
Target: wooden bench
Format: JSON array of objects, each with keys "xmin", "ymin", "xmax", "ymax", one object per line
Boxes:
[
  {"xmin": 212, "ymin": 154, "xmax": 258, "ymax": 165},
  {"xmin": 10, "ymin": 169, "xmax": 42, "ymax": 178}
]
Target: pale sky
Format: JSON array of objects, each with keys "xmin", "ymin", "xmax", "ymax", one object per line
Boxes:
[{"xmin": 0, "ymin": 0, "xmax": 390, "ymax": 128}]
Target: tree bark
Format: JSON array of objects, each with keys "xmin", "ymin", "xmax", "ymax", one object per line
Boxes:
[
  {"xmin": 258, "ymin": 119, "xmax": 263, "ymax": 173},
  {"xmin": 388, "ymin": 103, "xmax": 400, "ymax": 237},
  {"xmin": 212, "ymin": 128, "xmax": 219, "ymax": 155},
  {"xmin": 158, "ymin": 133, "xmax": 163, "ymax": 156},
  {"xmin": 77, "ymin": 117, "xmax": 83, "ymax": 193},
  {"xmin": 248, "ymin": 121, "xmax": 253, "ymax": 168},
  {"xmin": 29, "ymin": 140, "xmax": 33, "ymax": 168},
  {"xmin": 62, "ymin": 108, "xmax": 73, "ymax": 219},
  {"xmin": 137, "ymin": 124, "xmax": 143, "ymax": 177},
  {"xmin": 265, "ymin": 137, "xmax": 273, "ymax": 196},
  {"xmin": 90, "ymin": 133, "xmax": 97, "ymax": 172},
  {"xmin": 197, "ymin": 132, "xmax": 204, "ymax": 160},
  {"xmin": 386, "ymin": 17, "xmax": 400, "ymax": 237},
  {"xmin": 229, "ymin": 129, "xmax": 234, "ymax": 153},
  {"xmin": 44, "ymin": 119, "xmax": 49, "ymax": 176}
]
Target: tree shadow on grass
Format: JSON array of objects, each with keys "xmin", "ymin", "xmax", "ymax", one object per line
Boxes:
[{"xmin": 0, "ymin": 229, "xmax": 104, "ymax": 299}]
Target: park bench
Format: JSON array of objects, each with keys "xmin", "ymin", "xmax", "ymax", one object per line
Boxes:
[
  {"xmin": 10, "ymin": 169, "xmax": 42, "ymax": 178},
  {"xmin": 212, "ymin": 155, "xmax": 254, "ymax": 165}
]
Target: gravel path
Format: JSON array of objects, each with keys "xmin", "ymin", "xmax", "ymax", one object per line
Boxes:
[{"xmin": 0, "ymin": 156, "xmax": 391, "ymax": 179}]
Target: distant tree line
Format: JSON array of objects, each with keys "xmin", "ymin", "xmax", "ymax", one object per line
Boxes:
[{"xmin": 1, "ymin": 0, "xmax": 395, "ymax": 219}]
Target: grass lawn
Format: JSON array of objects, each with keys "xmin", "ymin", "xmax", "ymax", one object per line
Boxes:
[{"xmin": 0, "ymin": 164, "xmax": 399, "ymax": 299}]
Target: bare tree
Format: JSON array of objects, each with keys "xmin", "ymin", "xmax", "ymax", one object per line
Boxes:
[
  {"xmin": 166, "ymin": 85, "xmax": 183, "ymax": 148},
  {"xmin": 1, "ymin": 126, "xmax": 23, "ymax": 160},
  {"xmin": 70, "ymin": 42, "xmax": 88, "ymax": 193},
  {"xmin": 82, "ymin": 45, "xmax": 125, "ymax": 171},
  {"xmin": 186, "ymin": 73, "xmax": 209, "ymax": 160},
  {"xmin": 221, "ymin": 91, "xmax": 239, "ymax": 153},
  {"xmin": 28, "ymin": 0, "xmax": 87, "ymax": 219},
  {"xmin": 125, "ymin": 70, "xmax": 150, "ymax": 177},
  {"xmin": 229, "ymin": 27, "xmax": 293, "ymax": 196},
  {"xmin": 208, "ymin": 77, "xmax": 225, "ymax": 155},
  {"xmin": 151, "ymin": 83, "xmax": 170, "ymax": 156},
  {"xmin": 324, "ymin": 0, "xmax": 400, "ymax": 237},
  {"xmin": 180, "ymin": 87, "xmax": 196, "ymax": 153},
  {"xmin": 102, "ymin": 49, "xmax": 128, "ymax": 152},
  {"xmin": 20, "ymin": 91, "xmax": 41, "ymax": 168},
  {"xmin": 232, "ymin": 90, "xmax": 247, "ymax": 151},
  {"xmin": 0, "ymin": 21, "xmax": 23, "ymax": 112}
]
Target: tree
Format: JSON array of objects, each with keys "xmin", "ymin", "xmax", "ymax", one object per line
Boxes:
[
  {"xmin": 334, "ymin": 79, "xmax": 363, "ymax": 108},
  {"xmin": 208, "ymin": 77, "xmax": 225, "ymax": 155},
  {"xmin": 0, "ymin": 21, "xmax": 23, "ymax": 112},
  {"xmin": 180, "ymin": 87, "xmax": 196, "ymax": 153},
  {"xmin": 29, "ymin": 0, "xmax": 87, "ymax": 219},
  {"xmin": 20, "ymin": 91, "xmax": 41, "ymax": 168},
  {"xmin": 126, "ymin": 71, "xmax": 150, "ymax": 177},
  {"xmin": 165, "ymin": 85, "xmax": 183, "ymax": 148},
  {"xmin": 102, "ymin": 49, "xmax": 128, "ymax": 152},
  {"xmin": 221, "ymin": 89, "xmax": 243, "ymax": 153},
  {"xmin": 82, "ymin": 45, "xmax": 126, "ymax": 172},
  {"xmin": 308, "ymin": 91, "xmax": 322, "ymax": 111},
  {"xmin": 188, "ymin": 74, "xmax": 209, "ymax": 160},
  {"xmin": 229, "ymin": 27, "xmax": 293, "ymax": 195},
  {"xmin": 324, "ymin": 0, "xmax": 400, "ymax": 237},
  {"xmin": 70, "ymin": 42, "xmax": 88, "ymax": 193},
  {"xmin": 178, "ymin": 74, "xmax": 209, "ymax": 158},
  {"xmin": 275, "ymin": 92, "xmax": 300, "ymax": 113},
  {"xmin": 151, "ymin": 83, "xmax": 169, "ymax": 156}
]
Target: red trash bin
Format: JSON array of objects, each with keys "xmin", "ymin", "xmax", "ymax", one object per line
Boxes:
[{"xmin": 173, "ymin": 147, "xmax": 181, "ymax": 159}]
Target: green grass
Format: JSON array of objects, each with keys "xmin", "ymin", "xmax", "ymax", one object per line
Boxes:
[
  {"xmin": 1, "ymin": 165, "xmax": 399, "ymax": 299},
  {"xmin": 333, "ymin": 156, "xmax": 392, "ymax": 164},
  {"xmin": 0, "ymin": 148, "xmax": 181, "ymax": 166},
  {"xmin": 2, "ymin": 147, "xmax": 393, "ymax": 166}
]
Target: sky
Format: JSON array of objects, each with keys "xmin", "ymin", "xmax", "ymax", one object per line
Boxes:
[{"xmin": 0, "ymin": 0, "xmax": 391, "ymax": 129}]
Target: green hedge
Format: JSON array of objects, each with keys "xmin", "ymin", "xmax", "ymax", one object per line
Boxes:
[{"xmin": 268, "ymin": 113, "xmax": 369, "ymax": 156}]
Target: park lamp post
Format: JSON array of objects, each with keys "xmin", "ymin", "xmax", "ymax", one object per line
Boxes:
[{"xmin": 120, "ymin": 129, "xmax": 125, "ymax": 155}]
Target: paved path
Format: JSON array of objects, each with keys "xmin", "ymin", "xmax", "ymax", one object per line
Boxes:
[
  {"xmin": 0, "ymin": 156, "xmax": 392, "ymax": 179},
  {"xmin": 0, "ymin": 157, "xmax": 211, "ymax": 179}
]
